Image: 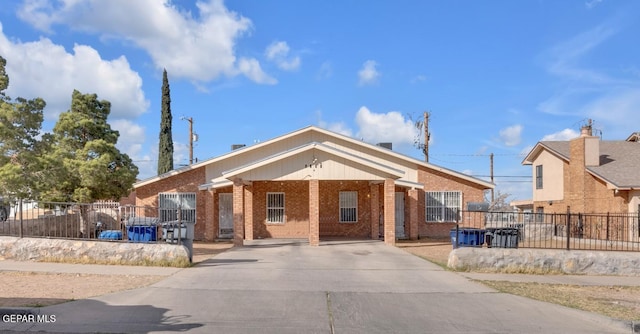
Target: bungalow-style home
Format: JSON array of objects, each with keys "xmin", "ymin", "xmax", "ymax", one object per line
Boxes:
[
  {"xmin": 522, "ymin": 123, "xmax": 640, "ymax": 216},
  {"xmin": 134, "ymin": 126, "xmax": 493, "ymax": 246}
]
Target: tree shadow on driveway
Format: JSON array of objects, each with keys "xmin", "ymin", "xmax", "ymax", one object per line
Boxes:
[{"xmin": 0, "ymin": 299, "xmax": 203, "ymax": 333}]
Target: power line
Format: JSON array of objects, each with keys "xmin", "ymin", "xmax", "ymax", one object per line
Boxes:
[
  {"xmin": 472, "ymin": 175, "xmax": 531, "ymax": 178},
  {"xmin": 431, "ymin": 153, "xmax": 526, "ymax": 157}
]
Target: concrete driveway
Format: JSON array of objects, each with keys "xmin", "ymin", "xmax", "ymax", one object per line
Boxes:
[{"xmin": 2, "ymin": 239, "xmax": 629, "ymax": 333}]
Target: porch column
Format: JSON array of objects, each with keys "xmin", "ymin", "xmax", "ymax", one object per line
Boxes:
[
  {"xmin": 204, "ymin": 189, "xmax": 215, "ymax": 241},
  {"xmin": 244, "ymin": 184, "xmax": 254, "ymax": 241},
  {"xmin": 384, "ymin": 178, "xmax": 396, "ymax": 246},
  {"xmin": 408, "ymin": 189, "xmax": 419, "ymax": 240},
  {"xmin": 233, "ymin": 179, "xmax": 245, "ymax": 246},
  {"xmin": 309, "ymin": 179, "xmax": 320, "ymax": 246},
  {"xmin": 370, "ymin": 183, "xmax": 380, "ymax": 239}
]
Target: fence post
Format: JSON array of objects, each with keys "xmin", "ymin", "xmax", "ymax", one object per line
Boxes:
[
  {"xmin": 606, "ymin": 212, "xmax": 610, "ymax": 241},
  {"xmin": 566, "ymin": 210, "xmax": 571, "ymax": 251},
  {"xmin": 454, "ymin": 223, "xmax": 459, "ymax": 249},
  {"xmin": 18, "ymin": 198, "xmax": 23, "ymax": 239},
  {"xmin": 176, "ymin": 205, "xmax": 182, "ymax": 246}
]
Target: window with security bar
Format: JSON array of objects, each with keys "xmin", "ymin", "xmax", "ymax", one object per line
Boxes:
[
  {"xmin": 266, "ymin": 192, "xmax": 285, "ymax": 223},
  {"xmin": 159, "ymin": 193, "xmax": 196, "ymax": 223},
  {"xmin": 339, "ymin": 191, "xmax": 358, "ymax": 222},
  {"xmin": 535, "ymin": 165, "xmax": 543, "ymax": 189},
  {"xmin": 425, "ymin": 191, "xmax": 461, "ymax": 222}
]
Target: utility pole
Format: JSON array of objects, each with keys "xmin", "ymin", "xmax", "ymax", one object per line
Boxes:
[
  {"xmin": 181, "ymin": 116, "xmax": 194, "ymax": 165},
  {"xmin": 490, "ymin": 153, "xmax": 495, "ymax": 203},
  {"xmin": 423, "ymin": 111, "xmax": 430, "ymax": 162}
]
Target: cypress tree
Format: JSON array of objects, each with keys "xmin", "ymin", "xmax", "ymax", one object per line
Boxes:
[{"xmin": 157, "ymin": 69, "xmax": 174, "ymax": 174}]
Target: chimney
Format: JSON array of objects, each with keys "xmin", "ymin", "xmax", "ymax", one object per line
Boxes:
[
  {"xmin": 580, "ymin": 125, "xmax": 592, "ymax": 137},
  {"xmin": 377, "ymin": 142, "xmax": 392, "ymax": 150},
  {"xmin": 576, "ymin": 119, "xmax": 599, "ymax": 167}
]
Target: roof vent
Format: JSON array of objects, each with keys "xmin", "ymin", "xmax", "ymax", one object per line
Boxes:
[{"xmin": 377, "ymin": 142, "xmax": 392, "ymax": 150}]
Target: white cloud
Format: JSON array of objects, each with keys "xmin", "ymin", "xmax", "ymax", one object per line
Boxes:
[
  {"xmin": 539, "ymin": 22, "xmax": 640, "ymax": 140},
  {"xmin": 585, "ymin": 0, "xmax": 603, "ymax": 9},
  {"xmin": 316, "ymin": 110, "xmax": 353, "ymax": 137},
  {"xmin": 237, "ymin": 58, "xmax": 277, "ymax": 85},
  {"xmin": 265, "ymin": 41, "xmax": 300, "ymax": 71},
  {"xmin": 355, "ymin": 106, "xmax": 417, "ymax": 145},
  {"xmin": 358, "ymin": 60, "xmax": 380, "ymax": 86},
  {"xmin": 545, "ymin": 24, "xmax": 617, "ymax": 84},
  {"xmin": 411, "ymin": 74, "xmax": 427, "ymax": 83},
  {"xmin": 0, "ymin": 23, "xmax": 148, "ymax": 121},
  {"xmin": 108, "ymin": 119, "xmax": 155, "ymax": 179},
  {"xmin": 541, "ymin": 129, "xmax": 580, "ymax": 141},
  {"xmin": 17, "ymin": 0, "xmax": 274, "ymax": 84},
  {"xmin": 321, "ymin": 121, "xmax": 353, "ymax": 138},
  {"xmin": 499, "ymin": 124, "xmax": 523, "ymax": 147},
  {"xmin": 316, "ymin": 61, "xmax": 333, "ymax": 80},
  {"xmin": 111, "ymin": 119, "xmax": 144, "ymax": 157}
]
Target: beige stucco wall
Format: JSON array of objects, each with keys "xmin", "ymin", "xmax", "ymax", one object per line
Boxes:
[
  {"xmin": 629, "ymin": 190, "xmax": 640, "ymax": 213},
  {"xmin": 205, "ymin": 130, "xmax": 418, "ymax": 184},
  {"xmin": 531, "ymin": 150, "xmax": 564, "ymax": 203}
]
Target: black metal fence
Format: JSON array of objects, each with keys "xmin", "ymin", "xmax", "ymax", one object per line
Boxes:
[
  {"xmin": 0, "ymin": 200, "xmax": 192, "ymax": 245},
  {"xmin": 456, "ymin": 211, "xmax": 640, "ymax": 252}
]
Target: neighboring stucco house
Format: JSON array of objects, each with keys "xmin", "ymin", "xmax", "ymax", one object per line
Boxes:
[
  {"xmin": 134, "ymin": 126, "xmax": 493, "ymax": 246},
  {"xmin": 523, "ymin": 124, "xmax": 640, "ymax": 216}
]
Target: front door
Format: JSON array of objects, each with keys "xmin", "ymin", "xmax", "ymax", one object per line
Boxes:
[
  {"xmin": 218, "ymin": 193, "xmax": 233, "ymax": 239},
  {"xmin": 395, "ymin": 192, "xmax": 405, "ymax": 239}
]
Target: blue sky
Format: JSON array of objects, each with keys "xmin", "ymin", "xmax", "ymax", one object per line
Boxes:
[{"xmin": 1, "ymin": 0, "xmax": 639, "ymax": 202}]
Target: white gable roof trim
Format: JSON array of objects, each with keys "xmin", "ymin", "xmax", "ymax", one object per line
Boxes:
[
  {"xmin": 221, "ymin": 141, "xmax": 405, "ymax": 179},
  {"xmin": 135, "ymin": 125, "xmax": 493, "ymax": 190}
]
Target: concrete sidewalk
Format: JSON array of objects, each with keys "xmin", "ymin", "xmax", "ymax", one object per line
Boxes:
[
  {"xmin": 2, "ymin": 239, "xmax": 633, "ymax": 334},
  {"xmin": 2, "ymin": 254, "xmax": 639, "ymax": 287}
]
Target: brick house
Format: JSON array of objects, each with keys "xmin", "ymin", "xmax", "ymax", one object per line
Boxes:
[
  {"xmin": 522, "ymin": 124, "xmax": 640, "ymax": 216},
  {"xmin": 134, "ymin": 126, "xmax": 493, "ymax": 246}
]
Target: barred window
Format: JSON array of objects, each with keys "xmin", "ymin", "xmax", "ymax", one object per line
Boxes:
[
  {"xmin": 425, "ymin": 191, "xmax": 461, "ymax": 222},
  {"xmin": 266, "ymin": 192, "xmax": 285, "ymax": 223},
  {"xmin": 536, "ymin": 165, "xmax": 543, "ymax": 189},
  {"xmin": 159, "ymin": 193, "xmax": 196, "ymax": 223},
  {"xmin": 339, "ymin": 191, "xmax": 358, "ymax": 223}
]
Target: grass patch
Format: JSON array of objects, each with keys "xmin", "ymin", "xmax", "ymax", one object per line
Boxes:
[{"xmin": 480, "ymin": 280, "xmax": 640, "ymax": 322}]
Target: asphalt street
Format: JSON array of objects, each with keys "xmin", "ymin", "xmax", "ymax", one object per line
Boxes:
[{"xmin": 1, "ymin": 239, "xmax": 632, "ymax": 333}]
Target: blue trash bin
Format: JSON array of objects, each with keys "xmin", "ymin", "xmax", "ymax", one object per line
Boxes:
[
  {"xmin": 450, "ymin": 228, "xmax": 485, "ymax": 248},
  {"xmin": 127, "ymin": 225, "xmax": 157, "ymax": 242},
  {"xmin": 98, "ymin": 230, "xmax": 123, "ymax": 240}
]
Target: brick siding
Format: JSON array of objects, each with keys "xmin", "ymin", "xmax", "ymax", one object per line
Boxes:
[{"xmin": 135, "ymin": 164, "xmax": 489, "ymax": 241}]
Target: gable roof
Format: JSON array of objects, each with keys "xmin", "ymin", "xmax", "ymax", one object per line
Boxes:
[
  {"xmin": 523, "ymin": 140, "xmax": 640, "ymax": 189},
  {"xmin": 221, "ymin": 141, "xmax": 405, "ymax": 179},
  {"xmin": 134, "ymin": 125, "xmax": 494, "ymax": 189}
]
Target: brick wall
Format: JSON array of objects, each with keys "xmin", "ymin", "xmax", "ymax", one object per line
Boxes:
[
  {"xmin": 552, "ymin": 137, "xmax": 630, "ymax": 214},
  {"xmin": 318, "ymin": 180, "xmax": 372, "ymax": 238},
  {"xmin": 135, "ymin": 164, "xmax": 491, "ymax": 241},
  {"xmin": 417, "ymin": 166, "xmax": 487, "ymax": 238},
  {"xmin": 252, "ymin": 181, "xmax": 310, "ymax": 238},
  {"xmin": 135, "ymin": 167, "xmax": 207, "ymax": 240}
]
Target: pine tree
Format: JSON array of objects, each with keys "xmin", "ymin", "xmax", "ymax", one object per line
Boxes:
[
  {"xmin": 41, "ymin": 90, "xmax": 138, "ymax": 204},
  {"xmin": 0, "ymin": 56, "xmax": 48, "ymax": 200},
  {"xmin": 41, "ymin": 90, "xmax": 138, "ymax": 236},
  {"xmin": 157, "ymin": 69, "xmax": 174, "ymax": 175}
]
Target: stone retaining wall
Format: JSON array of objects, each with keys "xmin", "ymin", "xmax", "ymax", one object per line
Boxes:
[
  {"xmin": 448, "ymin": 247, "xmax": 640, "ymax": 276},
  {"xmin": 0, "ymin": 236, "xmax": 190, "ymax": 267}
]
